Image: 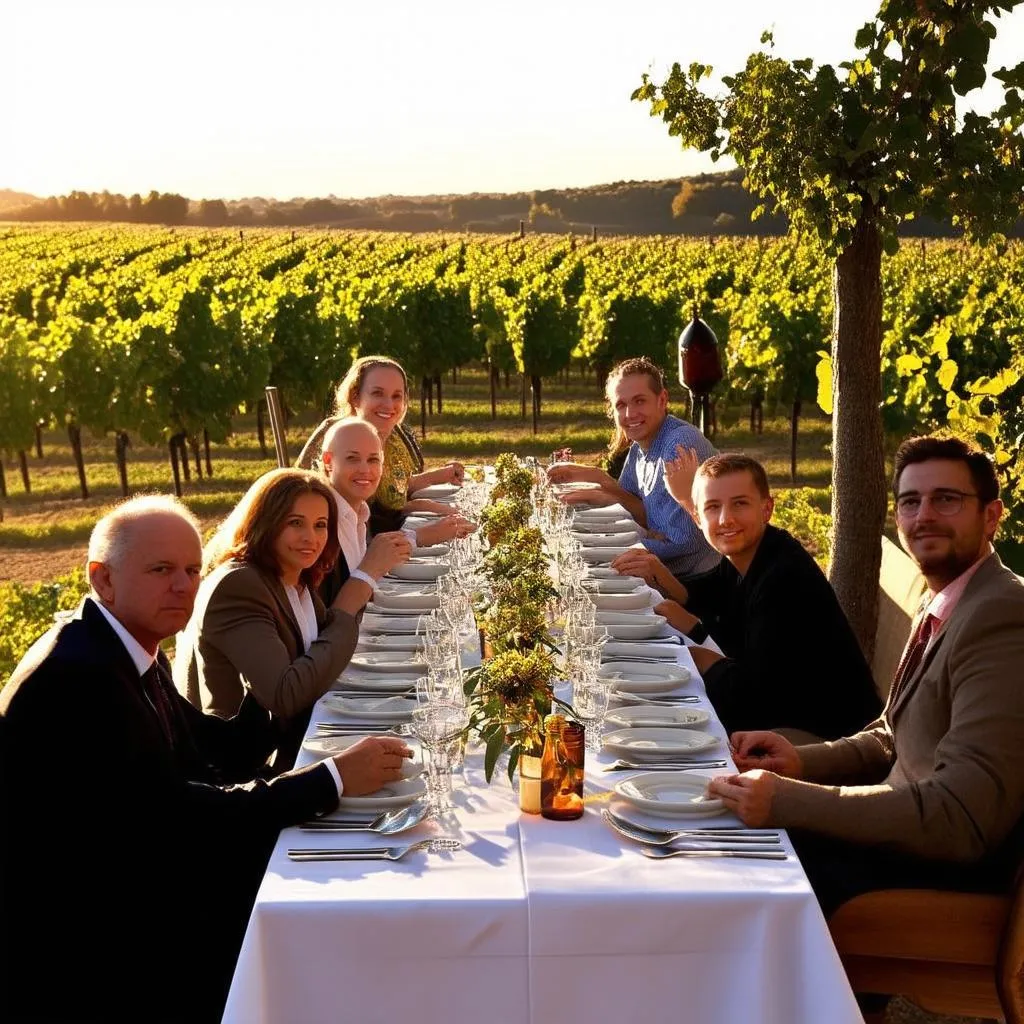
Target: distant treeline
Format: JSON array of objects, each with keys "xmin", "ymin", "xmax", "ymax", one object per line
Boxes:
[{"xmin": 2, "ymin": 171, "xmax": 1016, "ymax": 237}]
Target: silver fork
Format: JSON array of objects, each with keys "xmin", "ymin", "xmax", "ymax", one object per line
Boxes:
[
  {"xmin": 602, "ymin": 810, "xmax": 780, "ymax": 845},
  {"xmin": 287, "ymin": 837, "xmax": 462, "ymax": 862}
]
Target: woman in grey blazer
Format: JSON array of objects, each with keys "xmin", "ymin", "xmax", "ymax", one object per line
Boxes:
[{"xmin": 174, "ymin": 468, "xmax": 407, "ymax": 770}]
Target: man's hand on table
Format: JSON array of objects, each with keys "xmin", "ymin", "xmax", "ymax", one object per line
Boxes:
[
  {"xmin": 707, "ymin": 770, "xmax": 777, "ymax": 828},
  {"xmin": 730, "ymin": 730, "xmax": 803, "ymax": 777},
  {"xmin": 654, "ymin": 598, "xmax": 701, "ymax": 635},
  {"xmin": 332, "ymin": 736, "xmax": 413, "ymax": 796},
  {"xmin": 613, "ymin": 549, "xmax": 670, "ymax": 588}
]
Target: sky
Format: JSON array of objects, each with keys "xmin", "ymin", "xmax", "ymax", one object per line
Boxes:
[{"xmin": 2, "ymin": 0, "xmax": 1022, "ymax": 201}]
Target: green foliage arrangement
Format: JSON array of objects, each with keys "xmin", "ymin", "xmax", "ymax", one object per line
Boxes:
[
  {"xmin": 465, "ymin": 454, "xmax": 567, "ymax": 781},
  {"xmin": 0, "ymin": 569, "xmax": 89, "ymax": 689}
]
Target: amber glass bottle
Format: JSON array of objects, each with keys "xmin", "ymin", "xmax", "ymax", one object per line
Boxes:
[{"xmin": 540, "ymin": 714, "xmax": 585, "ymax": 821}]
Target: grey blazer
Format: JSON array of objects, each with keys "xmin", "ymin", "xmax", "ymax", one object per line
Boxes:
[
  {"xmin": 174, "ymin": 561, "xmax": 358, "ymax": 722},
  {"xmin": 770, "ymin": 551, "xmax": 1024, "ymax": 863}
]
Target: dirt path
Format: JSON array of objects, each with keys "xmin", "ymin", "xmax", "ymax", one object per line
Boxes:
[{"xmin": 2, "ymin": 546, "xmax": 87, "ymax": 585}]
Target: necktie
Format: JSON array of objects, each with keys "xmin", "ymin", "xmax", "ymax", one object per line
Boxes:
[
  {"xmin": 891, "ymin": 612, "xmax": 936, "ymax": 698},
  {"xmin": 141, "ymin": 663, "xmax": 177, "ymax": 749}
]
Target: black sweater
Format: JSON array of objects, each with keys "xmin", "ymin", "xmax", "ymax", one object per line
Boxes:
[{"xmin": 685, "ymin": 525, "xmax": 881, "ymax": 740}]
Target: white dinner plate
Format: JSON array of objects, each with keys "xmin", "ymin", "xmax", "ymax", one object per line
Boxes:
[
  {"xmin": 349, "ymin": 651, "xmax": 428, "ymax": 674},
  {"xmin": 411, "ymin": 483, "xmax": 461, "ymax": 500},
  {"xmin": 369, "ymin": 589, "xmax": 440, "ymax": 611},
  {"xmin": 603, "ymin": 727, "xmax": 718, "ymax": 759},
  {"xmin": 590, "ymin": 590, "xmax": 654, "ymax": 610},
  {"xmin": 336, "ymin": 777, "xmax": 428, "ymax": 813},
  {"xmin": 573, "ymin": 518, "xmax": 636, "ymax": 535},
  {"xmin": 302, "ymin": 735, "xmax": 422, "ymax": 779},
  {"xmin": 334, "ymin": 672, "xmax": 420, "ymax": 693},
  {"xmin": 573, "ymin": 504, "xmax": 630, "ymax": 520},
  {"xmin": 598, "ymin": 615, "xmax": 668, "ymax": 641},
  {"xmin": 581, "ymin": 546, "xmax": 638, "ymax": 565},
  {"xmin": 576, "ymin": 530, "xmax": 641, "ymax": 547},
  {"xmin": 613, "ymin": 772, "xmax": 724, "ymax": 818},
  {"xmin": 357, "ymin": 634, "xmax": 425, "ymax": 652},
  {"xmin": 320, "ymin": 693, "xmax": 418, "ymax": 721},
  {"xmin": 608, "ymin": 795, "xmax": 733, "ymax": 831},
  {"xmin": 362, "ymin": 612, "xmax": 426, "ymax": 633},
  {"xmin": 606, "ymin": 705, "xmax": 711, "ymax": 729},
  {"xmin": 585, "ymin": 577, "xmax": 646, "ymax": 594},
  {"xmin": 599, "ymin": 663, "xmax": 690, "ymax": 694},
  {"xmin": 602, "ymin": 641, "xmax": 681, "ymax": 662},
  {"xmin": 412, "ymin": 545, "xmax": 450, "ymax": 558},
  {"xmin": 386, "ymin": 560, "xmax": 450, "ymax": 582}
]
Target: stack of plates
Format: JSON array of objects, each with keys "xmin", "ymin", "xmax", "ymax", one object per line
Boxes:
[
  {"xmin": 576, "ymin": 530, "xmax": 641, "ymax": 547},
  {"xmin": 573, "ymin": 504, "xmax": 631, "ymax": 521},
  {"xmin": 362, "ymin": 613, "xmax": 425, "ymax": 634},
  {"xmin": 349, "ymin": 651, "xmax": 428, "ymax": 675},
  {"xmin": 368, "ymin": 589, "xmax": 440, "ymax": 612},
  {"xmin": 595, "ymin": 612, "xmax": 669, "ymax": 641},
  {"xmin": 356, "ymin": 633, "xmax": 424, "ymax": 652},
  {"xmin": 321, "ymin": 693, "xmax": 417, "ymax": 720},
  {"xmin": 611, "ymin": 772, "xmax": 723, "ymax": 821},
  {"xmin": 590, "ymin": 590, "xmax": 654, "ymax": 611},
  {"xmin": 603, "ymin": 727, "xmax": 717, "ymax": 762},
  {"xmin": 302, "ymin": 734, "xmax": 423, "ymax": 780},
  {"xmin": 581, "ymin": 545, "xmax": 639, "ymax": 565},
  {"xmin": 410, "ymin": 483, "xmax": 461, "ymax": 501},
  {"xmin": 386, "ymin": 560, "xmax": 449, "ymax": 582},
  {"xmin": 599, "ymin": 663, "xmax": 690, "ymax": 696},
  {"xmin": 573, "ymin": 518, "xmax": 636, "ymax": 535},
  {"xmin": 606, "ymin": 705, "xmax": 710, "ymax": 729}
]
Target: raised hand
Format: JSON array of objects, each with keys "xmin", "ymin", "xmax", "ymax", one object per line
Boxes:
[{"xmin": 663, "ymin": 444, "xmax": 700, "ymax": 509}]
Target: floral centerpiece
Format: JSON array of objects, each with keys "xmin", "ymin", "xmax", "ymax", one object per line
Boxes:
[{"xmin": 465, "ymin": 454, "xmax": 568, "ymax": 782}]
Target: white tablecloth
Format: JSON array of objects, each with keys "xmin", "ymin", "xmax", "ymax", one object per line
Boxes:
[{"xmin": 223, "ymin": 640, "xmax": 862, "ymax": 1024}]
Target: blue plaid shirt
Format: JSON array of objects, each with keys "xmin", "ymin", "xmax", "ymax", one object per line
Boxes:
[{"xmin": 618, "ymin": 414, "xmax": 720, "ymax": 578}]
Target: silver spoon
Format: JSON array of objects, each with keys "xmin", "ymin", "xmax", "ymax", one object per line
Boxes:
[{"xmin": 300, "ymin": 802, "xmax": 429, "ymax": 834}]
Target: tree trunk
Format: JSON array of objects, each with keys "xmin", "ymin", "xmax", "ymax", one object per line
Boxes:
[
  {"xmin": 434, "ymin": 375, "xmax": 443, "ymax": 415},
  {"xmin": 829, "ymin": 213, "xmax": 886, "ymax": 661},
  {"xmin": 68, "ymin": 423, "xmax": 89, "ymax": 499},
  {"xmin": 169, "ymin": 437, "xmax": 183, "ymax": 497},
  {"xmin": 256, "ymin": 404, "xmax": 267, "ymax": 457},
  {"xmin": 489, "ymin": 362, "xmax": 497, "ymax": 420},
  {"xmin": 452, "ymin": 366, "xmax": 457, "ymax": 385},
  {"xmin": 790, "ymin": 398, "xmax": 801, "ymax": 484},
  {"xmin": 34, "ymin": 423, "xmax": 43, "ymax": 458},
  {"xmin": 504, "ymin": 369, "xmax": 510, "ymax": 389},
  {"xmin": 531, "ymin": 375, "xmax": 542, "ymax": 434},
  {"xmin": 172, "ymin": 432, "xmax": 190, "ymax": 483},
  {"xmin": 115, "ymin": 431, "xmax": 130, "ymax": 497},
  {"xmin": 204, "ymin": 428, "xmax": 213, "ymax": 477},
  {"xmin": 709, "ymin": 399, "xmax": 718, "ymax": 439},
  {"xmin": 520, "ymin": 373, "xmax": 527, "ymax": 420},
  {"xmin": 189, "ymin": 435, "xmax": 202, "ymax": 479},
  {"xmin": 0, "ymin": 460, "xmax": 5, "ymax": 499},
  {"xmin": 17, "ymin": 451, "xmax": 30, "ymax": 493},
  {"xmin": 420, "ymin": 379, "xmax": 427, "ymax": 439}
]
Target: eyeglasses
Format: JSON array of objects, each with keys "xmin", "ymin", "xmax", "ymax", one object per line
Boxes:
[{"xmin": 895, "ymin": 490, "xmax": 979, "ymax": 518}]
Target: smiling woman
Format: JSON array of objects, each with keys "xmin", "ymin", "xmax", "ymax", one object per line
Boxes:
[{"xmin": 173, "ymin": 468, "xmax": 361, "ymax": 770}]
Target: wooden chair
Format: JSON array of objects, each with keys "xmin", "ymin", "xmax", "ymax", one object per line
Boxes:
[
  {"xmin": 824, "ymin": 538, "xmax": 1024, "ymax": 1021},
  {"xmin": 828, "ymin": 873, "xmax": 1024, "ymax": 1021}
]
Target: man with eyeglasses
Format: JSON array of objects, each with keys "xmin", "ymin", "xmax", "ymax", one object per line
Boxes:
[{"xmin": 706, "ymin": 435, "xmax": 1024, "ymax": 917}]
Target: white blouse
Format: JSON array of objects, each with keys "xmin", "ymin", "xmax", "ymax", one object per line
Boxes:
[{"xmin": 283, "ymin": 583, "xmax": 318, "ymax": 653}]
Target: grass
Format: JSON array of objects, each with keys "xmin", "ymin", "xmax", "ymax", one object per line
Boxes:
[{"xmin": 0, "ymin": 366, "xmax": 836, "ymax": 582}]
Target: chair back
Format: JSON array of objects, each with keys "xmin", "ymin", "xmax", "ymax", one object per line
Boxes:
[
  {"xmin": 998, "ymin": 865, "xmax": 1024, "ymax": 1023},
  {"xmin": 873, "ymin": 536, "xmax": 927, "ymax": 699}
]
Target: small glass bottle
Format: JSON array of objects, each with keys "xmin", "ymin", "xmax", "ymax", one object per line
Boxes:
[{"xmin": 540, "ymin": 714, "xmax": 585, "ymax": 821}]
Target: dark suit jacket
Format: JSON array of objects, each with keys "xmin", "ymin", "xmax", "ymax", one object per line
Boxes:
[
  {"xmin": 687, "ymin": 525, "xmax": 882, "ymax": 739},
  {"xmin": 174, "ymin": 562, "xmax": 358, "ymax": 770},
  {"xmin": 0, "ymin": 599, "xmax": 338, "ymax": 1023}
]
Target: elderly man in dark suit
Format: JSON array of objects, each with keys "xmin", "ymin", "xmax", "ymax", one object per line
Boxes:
[
  {"xmin": 0, "ymin": 495, "xmax": 410, "ymax": 1024},
  {"xmin": 709, "ymin": 436, "xmax": 1024, "ymax": 915}
]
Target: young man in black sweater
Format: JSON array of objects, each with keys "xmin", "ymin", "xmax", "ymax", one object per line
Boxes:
[{"xmin": 613, "ymin": 453, "xmax": 880, "ymax": 740}]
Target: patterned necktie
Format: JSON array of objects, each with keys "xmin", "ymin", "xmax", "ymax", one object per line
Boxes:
[
  {"xmin": 891, "ymin": 612, "xmax": 936, "ymax": 698},
  {"xmin": 141, "ymin": 663, "xmax": 177, "ymax": 749}
]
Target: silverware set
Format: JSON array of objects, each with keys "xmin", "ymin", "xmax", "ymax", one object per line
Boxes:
[
  {"xmin": 603, "ymin": 759, "xmax": 729, "ymax": 772},
  {"xmin": 300, "ymin": 803, "xmax": 429, "ymax": 834},
  {"xmin": 315, "ymin": 721, "xmax": 413, "ymax": 736},
  {"xmin": 601, "ymin": 810, "xmax": 787, "ymax": 861},
  {"xmin": 288, "ymin": 837, "xmax": 462, "ymax": 862}
]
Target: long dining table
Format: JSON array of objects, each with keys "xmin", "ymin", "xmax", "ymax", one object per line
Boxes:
[{"xmin": 223, "ymin": 649, "xmax": 861, "ymax": 1022}]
